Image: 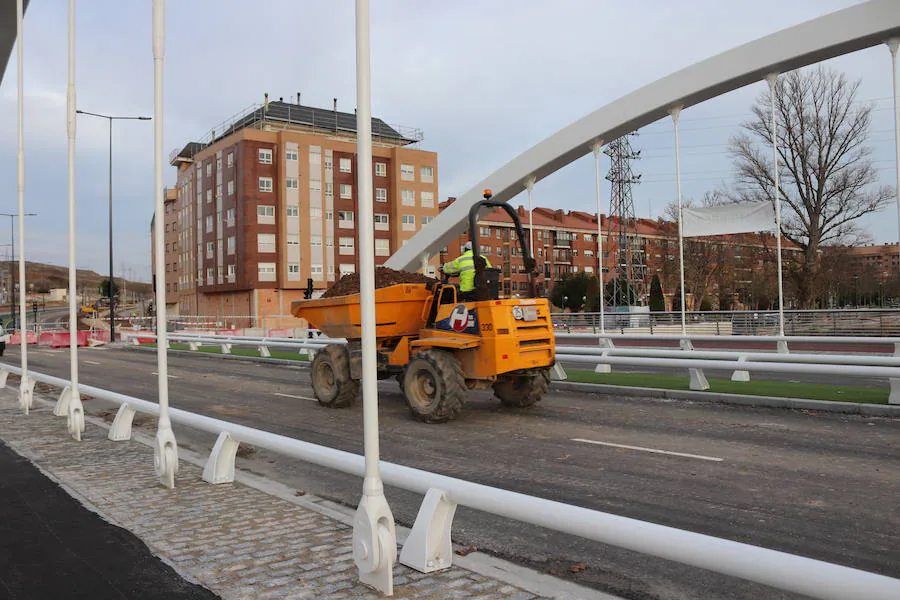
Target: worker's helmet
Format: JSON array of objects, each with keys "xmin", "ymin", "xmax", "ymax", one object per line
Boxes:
[{"xmin": 463, "ymin": 241, "xmax": 472, "ymax": 252}]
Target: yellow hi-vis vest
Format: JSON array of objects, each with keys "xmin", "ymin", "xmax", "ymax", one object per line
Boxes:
[{"xmin": 442, "ymin": 250, "xmax": 492, "ymax": 292}]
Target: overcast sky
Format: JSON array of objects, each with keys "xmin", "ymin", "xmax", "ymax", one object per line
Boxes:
[{"xmin": 0, "ymin": 0, "xmax": 895, "ymax": 282}]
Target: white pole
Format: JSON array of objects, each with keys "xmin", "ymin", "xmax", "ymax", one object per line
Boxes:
[
  {"xmin": 61, "ymin": 0, "xmax": 84, "ymax": 439},
  {"xmin": 888, "ymin": 40, "xmax": 900, "ymax": 281},
  {"xmin": 592, "ymin": 142, "xmax": 606, "ymax": 333},
  {"xmin": 670, "ymin": 107, "xmax": 687, "ymax": 335},
  {"xmin": 767, "ymin": 74, "xmax": 786, "ymax": 336},
  {"xmin": 15, "ymin": 0, "xmax": 32, "ymax": 414},
  {"xmin": 353, "ymin": 0, "xmax": 395, "ymax": 594},
  {"xmin": 525, "ymin": 176, "xmax": 535, "ymax": 258},
  {"xmin": 152, "ymin": 0, "xmax": 178, "ymax": 489}
]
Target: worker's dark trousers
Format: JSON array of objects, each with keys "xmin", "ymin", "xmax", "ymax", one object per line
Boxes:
[{"xmin": 459, "ymin": 290, "xmax": 476, "ymax": 302}]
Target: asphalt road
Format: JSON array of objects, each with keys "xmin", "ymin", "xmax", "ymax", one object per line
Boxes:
[{"xmin": 4, "ymin": 345, "xmax": 899, "ymax": 600}]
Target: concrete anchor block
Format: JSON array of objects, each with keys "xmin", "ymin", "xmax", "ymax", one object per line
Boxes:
[
  {"xmin": 777, "ymin": 340, "xmax": 789, "ymax": 354},
  {"xmin": 0, "ymin": 368, "xmax": 9, "ymax": 389},
  {"xmin": 258, "ymin": 345, "xmax": 271, "ymax": 358},
  {"xmin": 108, "ymin": 404, "xmax": 137, "ymax": 441},
  {"xmin": 54, "ymin": 385, "xmax": 72, "ymax": 416},
  {"xmin": 202, "ymin": 432, "xmax": 240, "ymax": 484},
  {"xmin": 549, "ymin": 362, "xmax": 568, "ymax": 381},
  {"xmin": 18, "ymin": 374, "xmax": 35, "ymax": 414},
  {"xmin": 400, "ymin": 488, "xmax": 457, "ymax": 573},
  {"xmin": 188, "ymin": 341, "xmax": 201, "ymax": 351},
  {"xmin": 731, "ymin": 356, "xmax": 751, "ymax": 382},
  {"xmin": 220, "ymin": 343, "xmax": 232, "ymax": 354},
  {"xmin": 689, "ymin": 368, "xmax": 710, "ymax": 391},
  {"xmin": 890, "ymin": 379, "xmax": 900, "ymax": 405}
]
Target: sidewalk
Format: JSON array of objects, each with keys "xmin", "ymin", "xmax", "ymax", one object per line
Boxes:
[{"xmin": 0, "ymin": 385, "xmax": 578, "ymax": 600}]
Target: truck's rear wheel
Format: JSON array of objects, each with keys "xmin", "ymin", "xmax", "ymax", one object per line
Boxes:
[
  {"xmin": 311, "ymin": 344, "xmax": 359, "ymax": 408},
  {"xmin": 403, "ymin": 349, "xmax": 466, "ymax": 423},
  {"xmin": 493, "ymin": 370, "xmax": 550, "ymax": 408}
]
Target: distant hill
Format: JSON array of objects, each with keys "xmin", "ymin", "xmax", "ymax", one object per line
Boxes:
[{"xmin": 1, "ymin": 261, "xmax": 152, "ymax": 298}]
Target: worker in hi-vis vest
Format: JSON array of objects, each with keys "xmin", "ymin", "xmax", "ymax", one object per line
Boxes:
[{"xmin": 442, "ymin": 241, "xmax": 492, "ymax": 302}]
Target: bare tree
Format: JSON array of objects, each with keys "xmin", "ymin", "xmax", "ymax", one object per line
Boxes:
[{"xmin": 728, "ymin": 66, "xmax": 892, "ymax": 308}]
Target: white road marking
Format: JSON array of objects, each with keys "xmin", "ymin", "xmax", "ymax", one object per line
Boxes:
[
  {"xmin": 84, "ymin": 360, "xmax": 102, "ymax": 365},
  {"xmin": 274, "ymin": 392, "xmax": 318, "ymax": 402},
  {"xmin": 571, "ymin": 438, "xmax": 724, "ymax": 462},
  {"xmin": 151, "ymin": 372, "xmax": 179, "ymax": 379}
]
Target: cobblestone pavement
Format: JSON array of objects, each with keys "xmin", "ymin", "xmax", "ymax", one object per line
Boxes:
[{"xmin": 0, "ymin": 388, "xmax": 548, "ymax": 600}]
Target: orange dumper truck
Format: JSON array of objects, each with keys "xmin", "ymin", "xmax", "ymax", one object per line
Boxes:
[{"xmin": 292, "ymin": 191, "xmax": 556, "ymax": 423}]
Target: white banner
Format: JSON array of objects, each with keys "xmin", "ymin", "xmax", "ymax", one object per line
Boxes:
[{"xmin": 681, "ymin": 201, "xmax": 776, "ymax": 238}]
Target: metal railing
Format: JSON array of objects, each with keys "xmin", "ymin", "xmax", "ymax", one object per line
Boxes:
[
  {"xmin": 552, "ymin": 309, "xmax": 900, "ymax": 337},
  {"xmin": 1, "ymin": 361, "xmax": 898, "ymax": 599},
  {"xmin": 125, "ymin": 332, "xmax": 335, "ymax": 357}
]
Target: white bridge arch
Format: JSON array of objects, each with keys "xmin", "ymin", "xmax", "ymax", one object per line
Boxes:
[{"xmin": 386, "ymin": 0, "xmax": 900, "ymax": 271}]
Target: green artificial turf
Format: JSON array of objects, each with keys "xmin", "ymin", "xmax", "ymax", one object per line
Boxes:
[
  {"xmin": 564, "ymin": 370, "xmax": 888, "ymax": 405},
  {"xmin": 142, "ymin": 342, "xmax": 309, "ymax": 362}
]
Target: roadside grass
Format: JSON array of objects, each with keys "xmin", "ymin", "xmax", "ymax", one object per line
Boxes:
[
  {"xmin": 141, "ymin": 342, "xmax": 309, "ymax": 362},
  {"xmin": 564, "ymin": 370, "xmax": 889, "ymax": 404}
]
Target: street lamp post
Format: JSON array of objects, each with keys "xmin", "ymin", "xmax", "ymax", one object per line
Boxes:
[
  {"xmin": 0, "ymin": 212, "xmax": 36, "ymax": 329},
  {"xmin": 76, "ymin": 110, "xmax": 151, "ymax": 342}
]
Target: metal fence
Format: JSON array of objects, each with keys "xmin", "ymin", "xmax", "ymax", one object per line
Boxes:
[{"xmin": 551, "ymin": 309, "xmax": 900, "ymax": 337}]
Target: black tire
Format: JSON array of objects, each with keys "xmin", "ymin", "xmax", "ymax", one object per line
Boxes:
[
  {"xmin": 402, "ymin": 349, "xmax": 466, "ymax": 423},
  {"xmin": 493, "ymin": 370, "xmax": 550, "ymax": 408},
  {"xmin": 395, "ymin": 373, "xmax": 405, "ymax": 394},
  {"xmin": 311, "ymin": 344, "xmax": 359, "ymax": 408}
]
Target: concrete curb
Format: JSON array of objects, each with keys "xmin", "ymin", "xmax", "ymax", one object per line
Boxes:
[
  {"xmin": 550, "ymin": 381, "xmax": 900, "ymax": 418},
  {"xmin": 124, "ymin": 344, "xmax": 311, "ymax": 369}
]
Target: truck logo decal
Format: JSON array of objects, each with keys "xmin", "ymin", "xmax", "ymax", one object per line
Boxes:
[{"xmin": 450, "ymin": 304, "xmax": 469, "ymax": 332}]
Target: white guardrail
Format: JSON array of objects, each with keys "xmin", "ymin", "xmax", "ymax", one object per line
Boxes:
[
  {"xmin": 1, "ymin": 361, "xmax": 898, "ymax": 599},
  {"xmin": 127, "ymin": 332, "xmax": 900, "ymax": 403}
]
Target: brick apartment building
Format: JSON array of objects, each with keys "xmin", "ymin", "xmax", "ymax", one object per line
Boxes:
[
  {"xmin": 441, "ymin": 199, "xmax": 798, "ymax": 310},
  {"xmin": 153, "ymin": 99, "xmax": 439, "ymax": 323},
  {"xmin": 846, "ymin": 243, "xmax": 900, "ymax": 280}
]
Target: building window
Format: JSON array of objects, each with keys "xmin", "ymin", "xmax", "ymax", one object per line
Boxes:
[
  {"xmin": 402, "ymin": 214, "xmax": 416, "ymax": 231},
  {"xmin": 205, "ymin": 215, "xmax": 213, "ymax": 233},
  {"xmin": 584, "ymin": 249, "xmax": 594, "ymax": 257},
  {"xmin": 206, "ymin": 267, "xmax": 214, "ymax": 285},
  {"xmin": 227, "ymin": 236, "xmax": 235, "ymax": 255},
  {"xmin": 324, "ymin": 159, "xmax": 333, "ymax": 171},
  {"xmin": 309, "ymin": 180, "xmax": 321, "ymax": 192},
  {"xmin": 420, "ymin": 191, "xmax": 434, "ymax": 208},
  {"xmin": 339, "ymin": 157, "xmax": 352, "ymax": 173},
  {"xmin": 339, "ymin": 264, "xmax": 356, "ymax": 275},
  {"xmin": 288, "ymin": 263, "xmax": 300, "ymax": 279},
  {"xmin": 400, "ymin": 164, "xmax": 415, "ymax": 181},
  {"xmin": 287, "ymin": 205, "xmax": 299, "ymax": 217},
  {"xmin": 259, "ymin": 148, "xmax": 273, "ymax": 164},
  {"xmin": 216, "ymin": 184, "xmax": 222, "ymax": 199},
  {"xmin": 206, "ymin": 163, "xmax": 212, "ymax": 177},
  {"xmin": 422, "ymin": 216, "xmax": 435, "ymax": 226},
  {"xmin": 310, "ymin": 207, "xmax": 322, "ymax": 219},
  {"xmin": 375, "ymin": 238, "xmax": 390, "ymax": 257},
  {"xmin": 325, "ymin": 210, "xmax": 333, "ymax": 221},
  {"xmin": 259, "ymin": 177, "xmax": 273, "ymax": 192},
  {"xmin": 227, "ymin": 153, "xmax": 234, "ymax": 168},
  {"xmin": 227, "ymin": 180, "xmax": 234, "ymax": 196},
  {"xmin": 339, "ymin": 237, "xmax": 355, "ymax": 255},
  {"xmin": 257, "ymin": 205, "xmax": 275, "ymax": 224},
  {"xmin": 340, "ymin": 184, "xmax": 353, "ymax": 199},
  {"xmin": 584, "ymin": 233, "xmax": 593, "ymax": 242},
  {"xmin": 227, "ymin": 263, "xmax": 236, "ymax": 282},
  {"xmin": 206, "ymin": 241, "xmax": 213, "ymax": 258},
  {"xmin": 285, "ymin": 148, "xmax": 298, "ymax": 161},
  {"xmin": 258, "ymin": 262, "xmax": 276, "ymax": 282},
  {"xmin": 374, "ymin": 213, "xmax": 389, "ymax": 231},
  {"xmin": 325, "ymin": 182, "xmax": 333, "ymax": 197},
  {"xmin": 420, "ymin": 166, "xmax": 434, "ymax": 182},
  {"xmin": 401, "ymin": 189, "xmax": 415, "ymax": 206},
  {"xmin": 216, "ymin": 156, "xmax": 222, "ymax": 171},
  {"xmin": 286, "ymin": 177, "xmax": 299, "ymax": 189},
  {"xmin": 326, "ymin": 236, "xmax": 334, "ymax": 247},
  {"xmin": 375, "ymin": 162, "xmax": 387, "ymax": 177},
  {"xmin": 257, "ymin": 233, "xmax": 276, "ymax": 253},
  {"xmin": 375, "ymin": 188, "xmax": 387, "ymax": 202},
  {"xmin": 311, "ymin": 264, "xmax": 324, "ymax": 280},
  {"xmin": 338, "ymin": 211, "xmax": 354, "ymax": 229},
  {"xmin": 584, "ymin": 266, "xmax": 594, "ymax": 273},
  {"xmin": 480, "ymin": 226, "xmax": 491, "ymax": 238},
  {"xmin": 206, "ymin": 189, "xmax": 212, "ymax": 203},
  {"xmin": 311, "ymin": 235, "xmax": 322, "ymax": 247},
  {"xmin": 287, "ymin": 234, "xmax": 299, "ymax": 247}
]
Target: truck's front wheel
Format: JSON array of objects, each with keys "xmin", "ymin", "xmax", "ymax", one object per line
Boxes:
[
  {"xmin": 403, "ymin": 349, "xmax": 466, "ymax": 423},
  {"xmin": 493, "ymin": 370, "xmax": 550, "ymax": 408},
  {"xmin": 311, "ymin": 344, "xmax": 359, "ymax": 408}
]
